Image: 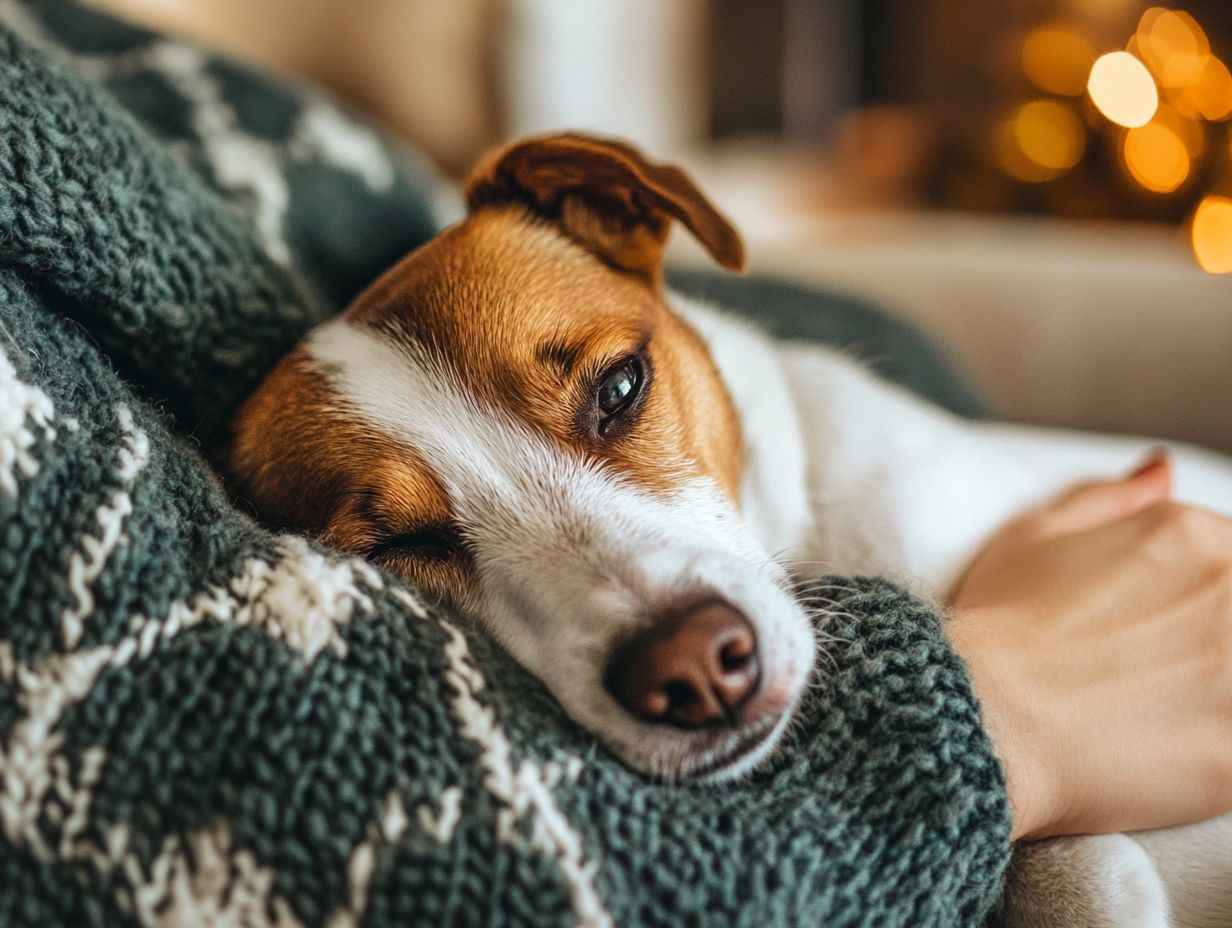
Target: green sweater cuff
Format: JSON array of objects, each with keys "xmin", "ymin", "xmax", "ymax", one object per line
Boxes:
[{"xmin": 784, "ymin": 577, "xmax": 1014, "ymax": 925}]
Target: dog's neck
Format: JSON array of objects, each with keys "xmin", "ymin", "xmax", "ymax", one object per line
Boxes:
[
  {"xmin": 669, "ymin": 292, "xmax": 812, "ymax": 563},
  {"xmin": 671, "ymin": 291, "xmax": 993, "ymax": 595}
]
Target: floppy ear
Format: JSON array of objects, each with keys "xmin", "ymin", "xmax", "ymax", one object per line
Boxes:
[{"xmin": 465, "ymin": 133, "xmax": 745, "ymax": 281}]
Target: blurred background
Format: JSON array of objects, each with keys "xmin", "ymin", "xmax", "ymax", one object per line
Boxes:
[{"xmin": 90, "ymin": 0, "xmax": 1232, "ymax": 453}]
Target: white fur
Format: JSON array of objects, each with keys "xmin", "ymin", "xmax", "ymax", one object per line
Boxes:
[
  {"xmin": 676, "ymin": 306, "xmax": 811, "ymax": 560},
  {"xmin": 999, "ymin": 834, "xmax": 1171, "ymax": 928}
]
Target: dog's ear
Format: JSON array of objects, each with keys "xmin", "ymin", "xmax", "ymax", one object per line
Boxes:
[{"xmin": 465, "ymin": 133, "xmax": 745, "ymax": 281}]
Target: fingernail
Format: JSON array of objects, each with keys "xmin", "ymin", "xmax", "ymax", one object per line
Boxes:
[{"xmin": 1130, "ymin": 447, "xmax": 1169, "ymax": 478}]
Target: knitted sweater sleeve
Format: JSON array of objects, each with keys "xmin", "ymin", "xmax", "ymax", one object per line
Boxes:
[{"xmin": 0, "ymin": 9, "xmax": 1010, "ymax": 927}]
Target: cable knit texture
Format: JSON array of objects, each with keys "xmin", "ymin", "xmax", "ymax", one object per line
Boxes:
[{"xmin": 0, "ymin": 2, "xmax": 1011, "ymax": 925}]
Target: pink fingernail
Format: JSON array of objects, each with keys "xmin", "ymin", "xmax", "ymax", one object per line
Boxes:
[{"xmin": 1130, "ymin": 447, "xmax": 1169, "ymax": 478}]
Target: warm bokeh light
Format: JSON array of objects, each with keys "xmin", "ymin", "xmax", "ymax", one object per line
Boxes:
[
  {"xmin": 992, "ymin": 101, "xmax": 1087, "ymax": 183},
  {"xmin": 1174, "ymin": 54, "xmax": 1232, "ymax": 121},
  {"xmin": 996, "ymin": 5, "xmax": 1232, "ymax": 272},
  {"xmin": 1152, "ymin": 103, "xmax": 1205, "ymax": 158},
  {"xmin": 1135, "ymin": 8, "xmax": 1209, "ymax": 87},
  {"xmin": 992, "ymin": 119, "xmax": 1061, "ymax": 183},
  {"xmin": 1191, "ymin": 195, "xmax": 1232, "ymax": 272},
  {"xmin": 1088, "ymin": 52, "xmax": 1158, "ymax": 128},
  {"xmin": 1123, "ymin": 122, "xmax": 1190, "ymax": 193},
  {"xmin": 1014, "ymin": 100, "xmax": 1087, "ymax": 170},
  {"xmin": 1022, "ymin": 24, "xmax": 1097, "ymax": 97}
]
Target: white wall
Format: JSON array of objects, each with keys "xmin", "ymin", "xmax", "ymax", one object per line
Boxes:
[{"xmin": 499, "ymin": 0, "xmax": 709, "ymax": 156}]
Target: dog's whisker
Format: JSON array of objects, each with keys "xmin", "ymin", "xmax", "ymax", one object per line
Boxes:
[{"xmin": 794, "ymin": 587, "xmax": 865, "ymax": 601}]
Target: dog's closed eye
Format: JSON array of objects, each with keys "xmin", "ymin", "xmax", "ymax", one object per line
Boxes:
[{"xmin": 368, "ymin": 525, "xmax": 457, "ymax": 562}]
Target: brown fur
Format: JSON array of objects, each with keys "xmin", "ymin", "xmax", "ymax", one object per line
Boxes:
[
  {"xmin": 466, "ymin": 133, "xmax": 745, "ymax": 281},
  {"xmin": 224, "ymin": 134, "xmax": 746, "ymax": 605}
]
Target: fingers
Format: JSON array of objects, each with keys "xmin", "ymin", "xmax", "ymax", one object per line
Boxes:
[{"xmin": 1029, "ymin": 451, "xmax": 1173, "ymax": 537}]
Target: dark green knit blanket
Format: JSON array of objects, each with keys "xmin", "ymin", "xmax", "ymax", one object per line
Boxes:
[{"xmin": 0, "ymin": 2, "xmax": 1010, "ymax": 925}]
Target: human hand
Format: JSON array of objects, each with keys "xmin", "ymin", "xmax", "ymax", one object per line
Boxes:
[{"xmin": 947, "ymin": 455, "xmax": 1232, "ymax": 841}]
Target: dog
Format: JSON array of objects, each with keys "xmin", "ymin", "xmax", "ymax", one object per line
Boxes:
[{"xmin": 224, "ymin": 133, "xmax": 1232, "ymax": 927}]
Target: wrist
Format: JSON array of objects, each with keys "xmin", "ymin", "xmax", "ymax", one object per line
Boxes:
[{"xmin": 948, "ymin": 607, "xmax": 1060, "ymax": 841}]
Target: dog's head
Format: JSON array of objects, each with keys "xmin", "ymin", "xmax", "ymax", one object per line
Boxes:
[{"xmin": 225, "ymin": 133, "xmax": 815, "ymax": 780}]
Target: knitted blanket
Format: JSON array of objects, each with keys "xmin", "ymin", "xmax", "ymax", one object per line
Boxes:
[{"xmin": 0, "ymin": 3, "xmax": 1010, "ymax": 925}]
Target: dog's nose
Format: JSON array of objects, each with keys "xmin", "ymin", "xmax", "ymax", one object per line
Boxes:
[{"xmin": 604, "ymin": 601, "xmax": 760, "ymax": 727}]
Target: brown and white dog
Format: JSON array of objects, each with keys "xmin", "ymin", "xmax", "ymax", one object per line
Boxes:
[{"xmin": 224, "ymin": 133, "xmax": 1232, "ymax": 927}]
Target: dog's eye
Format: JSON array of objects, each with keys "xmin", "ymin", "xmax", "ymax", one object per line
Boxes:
[
  {"xmin": 369, "ymin": 527, "xmax": 456, "ymax": 563},
  {"xmin": 597, "ymin": 358, "xmax": 643, "ymax": 419}
]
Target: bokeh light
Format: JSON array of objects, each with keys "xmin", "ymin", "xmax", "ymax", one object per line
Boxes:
[
  {"xmin": 1022, "ymin": 24, "xmax": 1097, "ymax": 97},
  {"xmin": 1153, "ymin": 103, "xmax": 1205, "ymax": 159},
  {"xmin": 1173, "ymin": 53, "xmax": 1232, "ymax": 121},
  {"xmin": 993, "ymin": 100, "xmax": 1087, "ymax": 183},
  {"xmin": 1191, "ymin": 195, "xmax": 1232, "ymax": 273},
  {"xmin": 992, "ymin": 121, "xmax": 1059, "ymax": 183},
  {"xmin": 1007, "ymin": 7, "xmax": 1232, "ymax": 272},
  {"xmin": 1088, "ymin": 52, "xmax": 1159, "ymax": 128},
  {"xmin": 1014, "ymin": 101, "xmax": 1087, "ymax": 170},
  {"xmin": 1123, "ymin": 122, "xmax": 1191, "ymax": 193},
  {"xmin": 1134, "ymin": 8, "xmax": 1209, "ymax": 88}
]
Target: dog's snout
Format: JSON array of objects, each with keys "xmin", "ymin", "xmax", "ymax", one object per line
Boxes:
[{"xmin": 604, "ymin": 601, "xmax": 760, "ymax": 728}]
